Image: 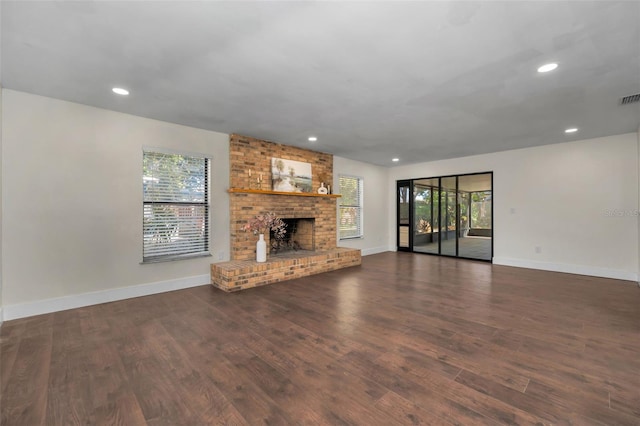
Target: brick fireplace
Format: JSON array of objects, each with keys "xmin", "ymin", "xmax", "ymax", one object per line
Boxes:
[
  {"xmin": 210, "ymin": 134, "xmax": 361, "ymax": 292},
  {"xmin": 228, "ymin": 134, "xmax": 337, "ymax": 260}
]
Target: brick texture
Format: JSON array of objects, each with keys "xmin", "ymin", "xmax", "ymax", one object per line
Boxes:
[
  {"xmin": 212, "ymin": 134, "xmax": 362, "ymax": 291},
  {"xmin": 211, "ymin": 248, "xmax": 362, "ymax": 292},
  {"xmin": 230, "ymin": 134, "xmax": 333, "ymax": 191},
  {"xmin": 229, "ymin": 134, "xmax": 337, "ymax": 261}
]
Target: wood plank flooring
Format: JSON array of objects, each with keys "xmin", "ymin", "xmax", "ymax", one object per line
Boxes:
[{"xmin": 1, "ymin": 252, "xmax": 639, "ymax": 425}]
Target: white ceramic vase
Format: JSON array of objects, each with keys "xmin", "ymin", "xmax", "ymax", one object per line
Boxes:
[
  {"xmin": 317, "ymin": 182, "xmax": 328, "ymax": 195},
  {"xmin": 256, "ymin": 233, "xmax": 267, "ymax": 262}
]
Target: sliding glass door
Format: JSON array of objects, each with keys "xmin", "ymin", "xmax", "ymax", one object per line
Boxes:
[
  {"xmin": 397, "ymin": 172, "xmax": 492, "ymax": 261},
  {"xmin": 458, "ymin": 174, "xmax": 493, "ymax": 260},
  {"xmin": 397, "ymin": 181, "xmax": 411, "ymax": 251},
  {"xmin": 440, "ymin": 176, "xmax": 457, "ymax": 257},
  {"xmin": 413, "ymin": 178, "xmax": 439, "ymax": 254}
]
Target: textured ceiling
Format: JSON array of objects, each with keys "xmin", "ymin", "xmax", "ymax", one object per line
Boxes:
[{"xmin": 2, "ymin": 1, "xmax": 639, "ymax": 166}]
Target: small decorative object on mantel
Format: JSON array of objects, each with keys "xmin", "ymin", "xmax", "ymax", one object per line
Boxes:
[
  {"xmin": 317, "ymin": 182, "xmax": 328, "ymax": 195},
  {"xmin": 247, "ymin": 169, "xmax": 264, "ymax": 190},
  {"xmin": 241, "ymin": 212, "xmax": 287, "ymax": 262}
]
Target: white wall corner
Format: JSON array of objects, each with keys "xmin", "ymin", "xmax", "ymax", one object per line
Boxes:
[
  {"xmin": 1, "ymin": 85, "xmax": 3, "ymax": 322},
  {"xmin": 360, "ymin": 246, "xmax": 389, "ymax": 256},
  {"xmin": 333, "ymin": 155, "xmax": 390, "ymax": 255},
  {"xmin": 2, "ymin": 274, "xmax": 210, "ymax": 321}
]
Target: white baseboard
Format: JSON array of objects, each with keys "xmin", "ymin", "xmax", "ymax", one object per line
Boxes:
[
  {"xmin": 361, "ymin": 246, "xmax": 390, "ymax": 256},
  {"xmin": 2, "ymin": 274, "xmax": 210, "ymax": 321},
  {"xmin": 493, "ymin": 257, "xmax": 638, "ymax": 282}
]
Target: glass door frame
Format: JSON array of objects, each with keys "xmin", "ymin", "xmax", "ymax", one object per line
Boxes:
[
  {"xmin": 396, "ymin": 171, "xmax": 493, "ymax": 262},
  {"xmin": 396, "ymin": 180, "xmax": 413, "ymax": 251}
]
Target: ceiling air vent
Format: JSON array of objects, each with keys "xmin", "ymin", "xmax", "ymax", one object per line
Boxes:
[{"xmin": 620, "ymin": 93, "xmax": 640, "ymax": 105}]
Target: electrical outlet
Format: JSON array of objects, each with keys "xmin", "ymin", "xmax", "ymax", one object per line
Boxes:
[
  {"xmin": 218, "ymin": 251, "xmax": 225, "ymax": 260},
  {"xmin": 535, "ymin": 246, "xmax": 541, "ymax": 254},
  {"xmin": 510, "ymin": 207, "xmax": 516, "ymax": 214}
]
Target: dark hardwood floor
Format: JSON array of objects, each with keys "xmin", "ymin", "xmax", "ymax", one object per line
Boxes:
[{"xmin": 2, "ymin": 252, "xmax": 639, "ymax": 425}]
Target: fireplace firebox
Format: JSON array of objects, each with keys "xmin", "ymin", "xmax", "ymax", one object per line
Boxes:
[{"xmin": 270, "ymin": 218, "xmax": 315, "ymax": 254}]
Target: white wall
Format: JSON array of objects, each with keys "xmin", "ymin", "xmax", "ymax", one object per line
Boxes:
[
  {"xmin": 0, "ymin": 86, "xmax": 3, "ymax": 324},
  {"xmin": 388, "ymin": 133, "xmax": 639, "ymax": 281},
  {"xmin": 334, "ymin": 156, "xmax": 389, "ymax": 256},
  {"xmin": 2, "ymin": 90, "xmax": 230, "ymax": 319}
]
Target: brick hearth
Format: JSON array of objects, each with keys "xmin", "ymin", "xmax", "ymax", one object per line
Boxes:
[{"xmin": 211, "ymin": 248, "xmax": 361, "ymax": 292}]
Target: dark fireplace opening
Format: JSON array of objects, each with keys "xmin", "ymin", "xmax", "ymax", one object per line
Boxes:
[{"xmin": 271, "ymin": 218, "xmax": 315, "ymax": 254}]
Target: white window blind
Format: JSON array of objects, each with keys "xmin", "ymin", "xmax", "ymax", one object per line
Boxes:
[
  {"xmin": 143, "ymin": 151, "xmax": 209, "ymax": 262},
  {"xmin": 339, "ymin": 175, "xmax": 363, "ymax": 239}
]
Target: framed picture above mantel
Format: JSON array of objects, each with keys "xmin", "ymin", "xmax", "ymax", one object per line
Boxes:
[{"xmin": 271, "ymin": 158, "xmax": 312, "ymax": 193}]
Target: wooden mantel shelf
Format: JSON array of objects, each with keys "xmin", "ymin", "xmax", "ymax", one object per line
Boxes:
[{"xmin": 228, "ymin": 188, "xmax": 341, "ymax": 198}]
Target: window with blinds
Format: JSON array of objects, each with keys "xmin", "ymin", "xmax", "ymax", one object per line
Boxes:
[
  {"xmin": 339, "ymin": 175, "xmax": 363, "ymax": 239},
  {"xmin": 142, "ymin": 150, "xmax": 210, "ymax": 262}
]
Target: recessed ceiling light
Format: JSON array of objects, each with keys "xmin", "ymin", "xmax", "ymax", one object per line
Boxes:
[
  {"xmin": 392, "ymin": 158, "xmax": 400, "ymax": 162},
  {"xmin": 112, "ymin": 87, "xmax": 129, "ymax": 95},
  {"xmin": 308, "ymin": 136, "xmax": 318, "ymax": 142},
  {"xmin": 565, "ymin": 127, "xmax": 578, "ymax": 133},
  {"xmin": 537, "ymin": 63, "xmax": 558, "ymax": 73}
]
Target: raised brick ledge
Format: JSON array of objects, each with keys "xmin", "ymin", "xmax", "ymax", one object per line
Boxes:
[{"xmin": 211, "ymin": 248, "xmax": 361, "ymax": 292}]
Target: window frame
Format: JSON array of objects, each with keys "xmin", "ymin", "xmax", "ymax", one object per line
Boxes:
[
  {"xmin": 142, "ymin": 148, "xmax": 212, "ymax": 263},
  {"xmin": 338, "ymin": 174, "xmax": 364, "ymax": 240}
]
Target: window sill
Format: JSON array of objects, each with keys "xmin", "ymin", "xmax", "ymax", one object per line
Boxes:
[
  {"xmin": 340, "ymin": 236, "xmax": 364, "ymax": 241},
  {"xmin": 141, "ymin": 252, "xmax": 212, "ymax": 264}
]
